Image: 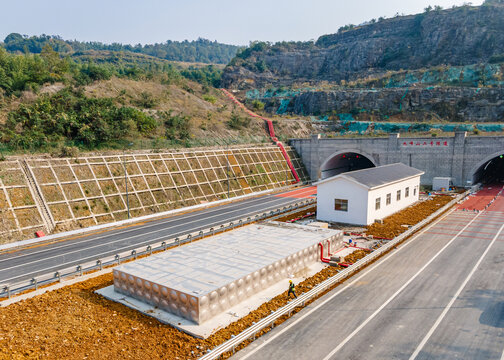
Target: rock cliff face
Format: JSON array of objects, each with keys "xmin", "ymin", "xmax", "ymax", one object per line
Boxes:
[
  {"xmin": 256, "ymin": 87, "xmax": 504, "ymax": 122},
  {"xmin": 222, "ymin": 5, "xmax": 504, "ymax": 89}
]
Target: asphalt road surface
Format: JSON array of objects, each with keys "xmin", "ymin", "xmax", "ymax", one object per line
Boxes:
[
  {"xmin": 233, "ymin": 187, "xmax": 504, "ymax": 360},
  {"xmin": 0, "ymin": 187, "xmax": 316, "ymax": 288}
]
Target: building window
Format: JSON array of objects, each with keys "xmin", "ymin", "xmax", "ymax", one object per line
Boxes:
[
  {"xmin": 414, "ymin": 186, "xmax": 417, "ymax": 196},
  {"xmin": 375, "ymin": 197, "xmax": 381, "ymax": 210},
  {"xmin": 397, "ymin": 190, "xmax": 401, "ymax": 201},
  {"xmin": 386, "ymin": 193, "xmax": 391, "ymax": 205},
  {"xmin": 405, "ymin": 187, "xmax": 410, "ymax": 197},
  {"xmin": 334, "ymin": 199, "xmax": 348, "ymax": 212}
]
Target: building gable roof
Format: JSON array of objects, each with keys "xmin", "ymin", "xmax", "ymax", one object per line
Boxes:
[{"xmin": 315, "ymin": 163, "xmax": 424, "ymax": 189}]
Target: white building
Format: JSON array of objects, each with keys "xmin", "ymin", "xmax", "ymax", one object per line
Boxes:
[{"xmin": 315, "ymin": 163, "xmax": 424, "ymax": 225}]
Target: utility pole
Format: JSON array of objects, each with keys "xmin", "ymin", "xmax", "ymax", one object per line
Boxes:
[
  {"xmin": 123, "ymin": 143, "xmax": 133, "ymax": 219},
  {"xmin": 226, "ymin": 141, "xmax": 230, "ymax": 199},
  {"xmin": 226, "ymin": 140, "xmax": 237, "ymax": 199}
]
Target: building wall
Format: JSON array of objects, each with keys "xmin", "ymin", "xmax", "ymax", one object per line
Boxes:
[
  {"xmin": 316, "ymin": 179, "xmax": 368, "ymax": 225},
  {"xmin": 291, "ymin": 133, "xmax": 504, "ymax": 186},
  {"xmin": 366, "ymin": 176, "xmax": 421, "ymax": 225}
]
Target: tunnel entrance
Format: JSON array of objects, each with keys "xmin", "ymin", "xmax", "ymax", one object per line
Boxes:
[
  {"xmin": 473, "ymin": 154, "xmax": 504, "ymax": 185},
  {"xmin": 320, "ymin": 152, "xmax": 375, "ymax": 179}
]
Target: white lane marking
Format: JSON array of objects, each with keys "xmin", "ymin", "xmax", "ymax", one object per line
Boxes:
[
  {"xmin": 319, "ymin": 211, "xmax": 483, "ymax": 360},
  {"xmin": 236, "ymin": 207, "xmax": 463, "ymax": 360},
  {"xmin": 0, "ymin": 192, "xmax": 298, "ymax": 265},
  {"xmin": 409, "ymin": 223, "xmax": 504, "ymax": 360},
  {"xmin": 0, "ymin": 196, "xmax": 298, "ymax": 280}
]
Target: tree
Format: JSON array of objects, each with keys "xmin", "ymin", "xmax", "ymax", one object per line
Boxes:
[{"xmin": 4, "ymin": 33, "xmax": 24, "ymax": 43}]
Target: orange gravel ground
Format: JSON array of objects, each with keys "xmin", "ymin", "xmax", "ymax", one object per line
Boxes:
[
  {"xmin": 366, "ymin": 195, "xmax": 454, "ymax": 239},
  {"xmin": 0, "ymin": 250, "xmax": 368, "ymax": 360}
]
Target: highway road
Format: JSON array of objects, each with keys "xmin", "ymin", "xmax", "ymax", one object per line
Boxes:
[
  {"xmin": 0, "ymin": 186, "xmax": 316, "ymax": 289},
  {"xmin": 233, "ymin": 187, "xmax": 504, "ymax": 360}
]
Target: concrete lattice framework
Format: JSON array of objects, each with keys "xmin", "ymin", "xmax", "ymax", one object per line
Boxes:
[
  {"xmin": 112, "ymin": 222, "xmax": 343, "ymax": 324},
  {"xmin": 0, "ymin": 145, "xmax": 309, "ymax": 240},
  {"xmin": 291, "ymin": 133, "xmax": 504, "ymax": 186},
  {"xmin": 0, "ymin": 161, "xmax": 46, "ymax": 238}
]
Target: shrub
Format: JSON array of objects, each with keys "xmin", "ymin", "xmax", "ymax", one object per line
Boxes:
[
  {"xmin": 52, "ymin": 146, "xmax": 79, "ymax": 158},
  {"xmin": 227, "ymin": 112, "xmax": 251, "ymax": 130},
  {"xmin": 252, "ymin": 100, "xmax": 265, "ymax": 110},
  {"xmin": 134, "ymin": 92, "xmax": 159, "ymax": 109},
  {"xmin": 202, "ymin": 95, "xmax": 217, "ymax": 104},
  {"xmin": 161, "ymin": 111, "xmax": 191, "ymax": 141}
]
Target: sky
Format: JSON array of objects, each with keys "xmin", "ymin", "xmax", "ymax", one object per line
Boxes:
[{"xmin": 0, "ymin": 0, "xmax": 485, "ymax": 46}]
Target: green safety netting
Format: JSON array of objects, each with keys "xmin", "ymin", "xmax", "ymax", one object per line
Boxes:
[
  {"xmin": 276, "ymin": 99, "xmax": 291, "ymax": 114},
  {"xmin": 338, "ymin": 120, "xmax": 504, "ymax": 135}
]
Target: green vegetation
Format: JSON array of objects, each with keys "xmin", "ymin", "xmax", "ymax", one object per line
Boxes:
[
  {"xmin": 1, "ymin": 88, "xmax": 157, "ymax": 150},
  {"xmin": 0, "ymin": 45, "xmax": 223, "ymax": 98},
  {"xmin": 2, "ymin": 34, "xmax": 241, "ymax": 65},
  {"xmin": 161, "ymin": 112, "xmax": 191, "ymax": 142},
  {"xmin": 252, "ymin": 100, "xmax": 265, "ymax": 110},
  {"xmin": 227, "ymin": 111, "xmax": 251, "ymax": 130}
]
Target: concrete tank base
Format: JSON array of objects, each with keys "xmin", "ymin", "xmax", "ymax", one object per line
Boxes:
[{"xmin": 96, "ymin": 260, "xmax": 327, "ymax": 338}]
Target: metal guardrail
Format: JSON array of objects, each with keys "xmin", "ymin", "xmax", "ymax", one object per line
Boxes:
[
  {"xmin": 199, "ymin": 190, "xmax": 471, "ymax": 360},
  {"xmin": 0, "ymin": 198, "xmax": 316, "ymax": 300}
]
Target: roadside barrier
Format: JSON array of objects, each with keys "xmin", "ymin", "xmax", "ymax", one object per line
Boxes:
[{"xmin": 0, "ymin": 199, "xmax": 315, "ymax": 300}]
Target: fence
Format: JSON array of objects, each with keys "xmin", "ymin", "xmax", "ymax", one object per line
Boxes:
[{"xmin": 199, "ymin": 190, "xmax": 471, "ymax": 359}]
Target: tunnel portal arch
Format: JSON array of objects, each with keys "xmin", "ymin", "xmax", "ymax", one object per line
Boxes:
[
  {"xmin": 320, "ymin": 150, "xmax": 376, "ymax": 179},
  {"xmin": 470, "ymin": 151, "xmax": 504, "ymax": 185}
]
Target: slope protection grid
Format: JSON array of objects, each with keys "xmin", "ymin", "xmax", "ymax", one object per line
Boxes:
[{"xmin": 0, "ymin": 145, "xmax": 309, "ymax": 242}]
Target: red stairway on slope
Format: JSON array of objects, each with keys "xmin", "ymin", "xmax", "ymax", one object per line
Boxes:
[{"xmin": 220, "ymin": 89, "xmax": 301, "ymax": 183}]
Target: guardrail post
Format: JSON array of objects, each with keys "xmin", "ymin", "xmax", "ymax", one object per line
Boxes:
[
  {"xmin": 238, "ymin": 219, "xmax": 243, "ymax": 226},
  {"xmin": 147, "ymin": 245, "xmax": 152, "ymax": 255},
  {"xmin": 229, "ymin": 222, "xmax": 234, "ymax": 229},
  {"xmin": 55, "ymin": 271, "xmax": 61, "ymax": 283},
  {"xmin": 131, "ymin": 250, "xmax": 137, "ymax": 259},
  {"xmin": 161, "ymin": 241, "xmax": 167, "ymax": 250},
  {"xmin": 187, "ymin": 234, "xmax": 192, "ymax": 243},
  {"xmin": 175, "ymin": 237, "xmax": 180, "ymax": 246},
  {"xmin": 97, "ymin": 260, "xmax": 102, "ymax": 271},
  {"xmin": 31, "ymin": 278, "xmax": 38, "ymax": 290},
  {"xmin": 198, "ymin": 230, "xmax": 204, "ymax": 239},
  {"xmin": 4, "ymin": 285, "xmax": 10, "ymax": 299},
  {"xmin": 77, "ymin": 265, "xmax": 83, "ymax": 276},
  {"xmin": 115, "ymin": 254, "xmax": 121, "ymax": 265},
  {"xmin": 210, "ymin": 227, "xmax": 215, "ymax": 236}
]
